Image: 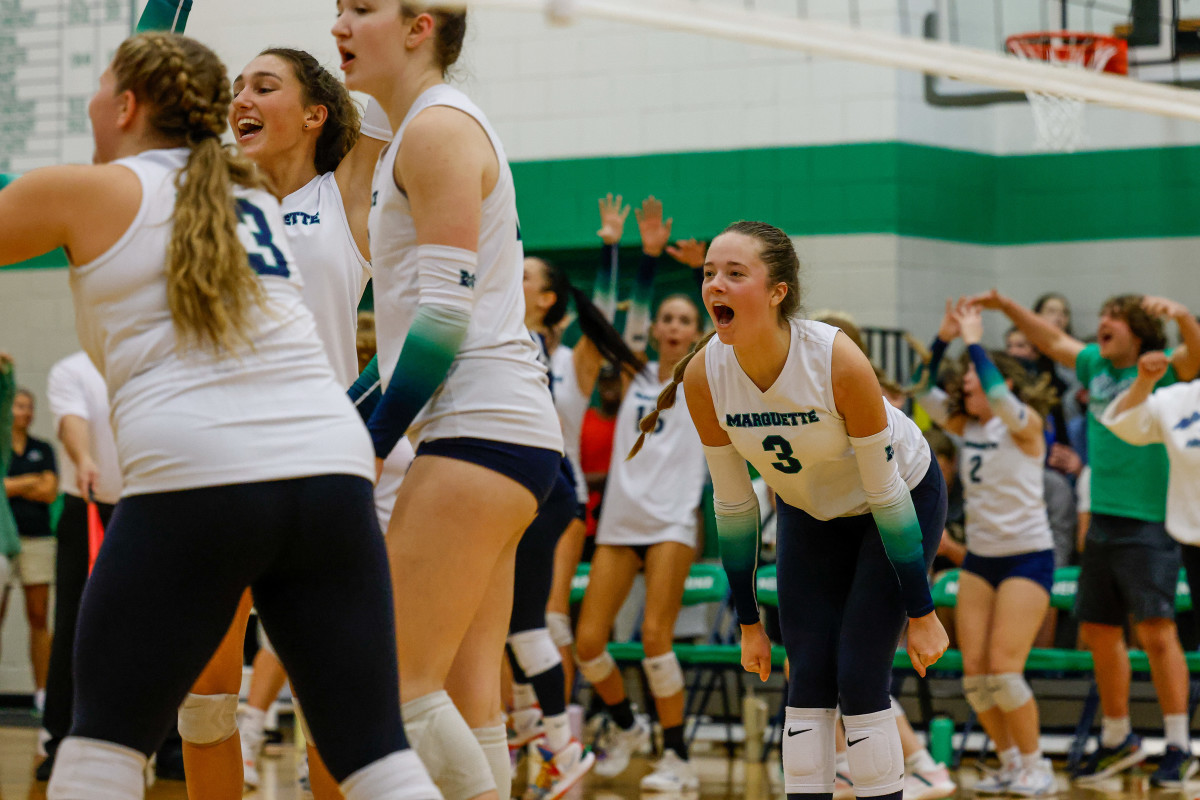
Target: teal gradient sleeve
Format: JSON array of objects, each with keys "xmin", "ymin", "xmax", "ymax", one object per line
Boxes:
[
  {"xmin": 367, "ymin": 305, "xmax": 468, "ymax": 459},
  {"xmin": 967, "ymin": 344, "xmax": 1027, "ymax": 430},
  {"xmin": 594, "ymin": 244, "xmax": 619, "ymax": 322},
  {"xmin": 136, "ymin": 0, "xmax": 192, "ymax": 32},
  {"xmin": 910, "ymin": 337, "xmax": 949, "ymax": 396},
  {"xmin": 869, "ymin": 497, "xmax": 934, "ymax": 618},
  {"xmin": 716, "ymin": 501, "xmax": 763, "ymax": 625},
  {"xmin": 622, "ymin": 252, "xmax": 658, "ymax": 353},
  {"xmin": 347, "ymin": 355, "xmax": 381, "ymax": 425}
]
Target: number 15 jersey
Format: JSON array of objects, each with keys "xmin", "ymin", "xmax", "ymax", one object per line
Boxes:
[
  {"xmin": 70, "ymin": 148, "xmax": 373, "ymax": 496},
  {"xmin": 705, "ymin": 319, "xmax": 929, "ymax": 521}
]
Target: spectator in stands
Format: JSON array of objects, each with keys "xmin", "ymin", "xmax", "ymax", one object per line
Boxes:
[
  {"xmin": 4, "ymin": 387, "xmax": 57, "ymax": 713},
  {"xmin": 38, "ymin": 351, "xmax": 123, "ymax": 780},
  {"xmin": 0, "ymin": 355, "xmax": 18, "ymax": 584},
  {"xmin": 973, "ymin": 289, "xmax": 1200, "ymax": 787}
]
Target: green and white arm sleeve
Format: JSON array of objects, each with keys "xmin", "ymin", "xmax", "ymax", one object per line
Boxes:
[
  {"xmin": 705, "ymin": 444, "xmax": 762, "ymax": 625},
  {"xmin": 347, "ymin": 355, "xmax": 381, "ymax": 424},
  {"xmin": 967, "ymin": 344, "xmax": 1028, "ymax": 432},
  {"xmin": 367, "ymin": 245, "xmax": 475, "ymax": 459},
  {"xmin": 912, "ymin": 336, "xmax": 950, "ymax": 426},
  {"xmin": 594, "ymin": 244, "xmax": 619, "ymax": 323},
  {"xmin": 622, "ymin": 252, "xmax": 658, "ymax": 353},
  {"xmin": 136, "ymin": 0, "xmax": 192, "ymax": 32},
  {"xmin": 850, "ymin": 426, "xmax": 933, "ymax": 618}
]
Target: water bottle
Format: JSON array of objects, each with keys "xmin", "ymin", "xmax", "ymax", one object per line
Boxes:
[{"xmin": 929, "ymin": 715, "xmax": 954, "ymax": 766}]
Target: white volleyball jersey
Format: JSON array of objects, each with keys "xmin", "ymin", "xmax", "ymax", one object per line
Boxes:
[
  {"xmin": 69, "ymin": 148, "xmax": 373, "ymax": 496},
  {"xmin": 959, "ymin": 417, "xmax": 1053, "ymax": 557},
  {"xmin": 46, "ymin": 351, "xmax": 123, "ymax": 504},
  {"xmin": 551, "ymin": 345, "xmax": 589, "ymax": 504},
  {"xmin": 368, "ymin": 85, "xmax": 561, "ymax": 453},
  {"xmin": 282, "ymin": 172, "xmax": 370, "ymax": 386},
  {"xmin": 706, "ymin": 319, "xmax": 930, "ymax": 520},
  {"xmin": 596, "ymin": 363, "xmax": 706, "ymax": 547}
]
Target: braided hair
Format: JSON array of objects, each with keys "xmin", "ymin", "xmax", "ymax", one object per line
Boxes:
[{"xmin": 112, "ymin": 33, "xmax": 268, "ymax": 354}]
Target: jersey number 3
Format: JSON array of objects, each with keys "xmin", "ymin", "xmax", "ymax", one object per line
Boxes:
[
  {"xmin": 762, "ymin": 435, "xmax": 802, "ymax": 474},
  {"xmin": 237, "ymin": 200, "xmax": 290, "ymax": 278}
]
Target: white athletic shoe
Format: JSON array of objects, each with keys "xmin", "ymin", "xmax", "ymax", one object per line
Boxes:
[
  {"xmin": 510, "ymin": 707, "xmax": 546, "ymax": 750},
  {"xmin": 903, "ymin": 764, "xmax": 957, "ymax": 800},
  {"xmin": 592, "ymin": 716, "xmax": 652, "ymax": 778},
  {"xmin": 640, "ymin": 749, "xmax": 699, "ymax": 792},
  {"xmin": 833, "ymin": 769, "xmax": 855, "ymax": 800},
  {"xmin": 240, "ymin": 727, "xmax": 264, "ymax": 788},
  {"xmin": 1010, "ymin": 759, "xmax": 1057, "ymax": 797},
  {"xmin": 974, "ymin": 760, "xmax": 1021, "ymax": 795},
  {"xmin": 524, "ymin": 740, "xmax": 596, "ymax": 800}
]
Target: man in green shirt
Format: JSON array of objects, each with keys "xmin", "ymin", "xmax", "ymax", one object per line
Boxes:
[{"xmin": 976, "ymin": 290, "xmax": 1200, "ymax": 787}]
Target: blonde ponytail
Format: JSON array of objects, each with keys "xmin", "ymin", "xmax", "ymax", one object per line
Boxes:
[
  {"xmin": 627, "ymin": 330, "xmax": 716, "ymax": 460},
  {"xmin": 112, "ymin": 33, "xmax": 269, "ymax": 353}
]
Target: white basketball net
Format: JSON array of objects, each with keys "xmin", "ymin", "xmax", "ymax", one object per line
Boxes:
[{"xmin": 1008, "ymin": 34, "xmax": 1121, "ymax": 152}]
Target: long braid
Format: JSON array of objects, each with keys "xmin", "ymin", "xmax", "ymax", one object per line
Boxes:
[
  {"xmin": 113, "ymin": 33, "xmax": 268, "ymax": 353},
  {"xmin": 627, "ymin": 330, "xmax": 716, "ymax": 460}
]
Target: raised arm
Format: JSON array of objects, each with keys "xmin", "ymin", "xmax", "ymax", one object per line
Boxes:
[
  {"xmin": 1100, "ymin": 351, "xmax": 1169, "ymax": 446},
  {"xmin": 832, "ymin": 334, "xmax": 947, "ymax": 676},
  {"xmin": 365, "ymin": 107, "xmax": 491, "ymax": 460},
  {"xmin": 911, "ymin": 298, "xmax": 962, "ymax": 434},
  {"xmin": 593, "ymin": 193, "xmax": 629, "ymax": 322},
  {"xmin": 958, "ymin": 302, "xmax": 1045, "ymax": 455},
  {"xmin": 622, "ymin": 196, "xmax": 671, "ymax": 354},
  {"xmin": 970, "ymin": 289, "xmax": 1084, "ymax": 370},
  {"xmin": 1142, "ymin": 296, "xmax": 1200, "ymax": 382},
  {"xmin": 682, "ymin": 351, "xmax": 772, "ymax": 681}
]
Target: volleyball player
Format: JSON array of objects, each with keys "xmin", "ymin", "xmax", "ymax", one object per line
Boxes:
[
  {"xmin": 333, "ymin": 5, "xmax": 564, "ymax": 800},
  {"xmin": 974, "ymin": 289, "xmax": 1200, "ymax": 785},
  {"xmin": 0, "ymin": 32, "xmax": 438, "ymax": 800},
  {"xmin": 182, "ymin": 46, "xmax": 411, "ymax": 798},
  {"xmin": 915, "ymin": 300, "xmax": 1058, "ymax": 796},
  {"xmin": 633, "ymin": 220, "xmax": 947, "ymax": 800}
]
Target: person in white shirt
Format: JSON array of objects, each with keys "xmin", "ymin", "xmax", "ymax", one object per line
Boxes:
[
  {"xmin": 1102, "ymin": 350, "xmax": 1200, "ymax": 638},
  {"xmin": 38, "ymin": 352, "xmax": 122, "ymax": 780}
]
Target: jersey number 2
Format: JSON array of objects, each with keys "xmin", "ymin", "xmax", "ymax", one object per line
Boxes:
[
  {"xmin": 236, "ymin": 200, "xmax": 290, "ymax": 278},
  {"xmin": 762, "ymin": 435, "xmax": 802, "ymax": 474},
  {"xmin": 968, "ymin": 454, "xmax": 983, "ymax": 484}
]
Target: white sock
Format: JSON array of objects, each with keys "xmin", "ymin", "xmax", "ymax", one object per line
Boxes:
[
  {"xmin": 472, "ymin": 724, "xmax": 510, "ymax": 800},
  {"xmin": 906, "ymin": 748, "xmax": 938, "ymax": 773},
  {"xmin": 47, "ymin": 737, "xmax": 148, "ymax": 800},
  {"xmin": 543, "ymin": 711, "xmax": 572, "ymax": 753},
  {"xmin": 1165, "ymin": 713, "xmax": 1191, "ymax": 751},
  {"xmin": 1101, "ymin": 716, "xmax": 1131, "ymax": 749},
  {"xmin": 512, "ymin": 683, "xmax": 537, "ymax": 712},
  {"xmin": 1020, "ymin": 750, "xmax": 1043, "ymax": 769},
  {"xmin": 35, "ymin": 688, "xmax": 46, "ymax": 714},
  {"xmin": 835, "ymin": 750, "xmax": 850, "ymax": 775},
  {"xmin": 340, "ymin": 750, "xmax": 441, "ymax": 800},
  {"xmin": 240, "ymin": 707, "xmax": 267, "ymax": 742},
  {"xmin": 999, "ymin": 746, "xmax": 1020, "ymax": 768}
]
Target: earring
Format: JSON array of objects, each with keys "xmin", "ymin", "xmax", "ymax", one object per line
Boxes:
[{"xmin": 304, "ymin": 124, "xmax": 309, "ymax": 129}]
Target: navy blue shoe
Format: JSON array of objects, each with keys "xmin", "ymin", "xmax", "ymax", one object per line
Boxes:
[
  {"xmin": 1151, "ymin": 745, "xmax": 1197, "ymax": 789},
  {"xmin": 1073, "ymin": 733, "xmax": 1148, "ymax": 784}
]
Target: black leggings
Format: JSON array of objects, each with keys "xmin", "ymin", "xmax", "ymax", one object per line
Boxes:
[
  {"xmin": 70, "ymin": 474, "xmax": 406, "ymax": 782},
  {"xmin": 777, "ymin": 459, "xmax": 947, "ymax": 716}
]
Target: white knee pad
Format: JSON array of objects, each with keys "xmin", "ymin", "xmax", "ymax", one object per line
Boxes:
[
  {"xmin": 988, "ymin": 673, "xmax": 1033, "ymax": 712},
  {"xmin": 576, "ymin": 650, "xmax": 616, "ymax": 685},
  {"xmin": 963, "ymin": 675, "xmax": 996, "ymax": 714},
  {"xmin": 842, "ymin": 707, "xmax": 905, "ymax": 797},
  {"xmin": 546, "ymin": 611, "xmax": 574, "ymax": 648},
  {"xmin": 508, "ymin": 628, "xmax": 562, "ymax": 678},
  {"xmin": 781, "ymin": 707, "xmax": 837, "ymax": 795},
  {"xmin": 401, "ymin": 690, "xmax": 494, "ymax": 800},
  {"xmin": 47, "ymin": 736, "xmax": 148, "ymax": 800},
  {"xmin": 178, "ymin": 692, "xmax": 239, "ymax": 745},
  {"xmin": 642, "ymin": 652, "xmax": 684, "ymax": 698},
  {"xmin": 472, "ymin": 724, "xmax": 511, "ymax": 800},
  {"xmin": 340, "ymin": 750, "xmax": 442, "ymax": 800}
]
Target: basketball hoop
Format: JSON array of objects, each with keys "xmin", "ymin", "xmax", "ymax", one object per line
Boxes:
[{"xmin": 1006, "ymin": 31, "xmax": 1129, "ymax": 152}]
